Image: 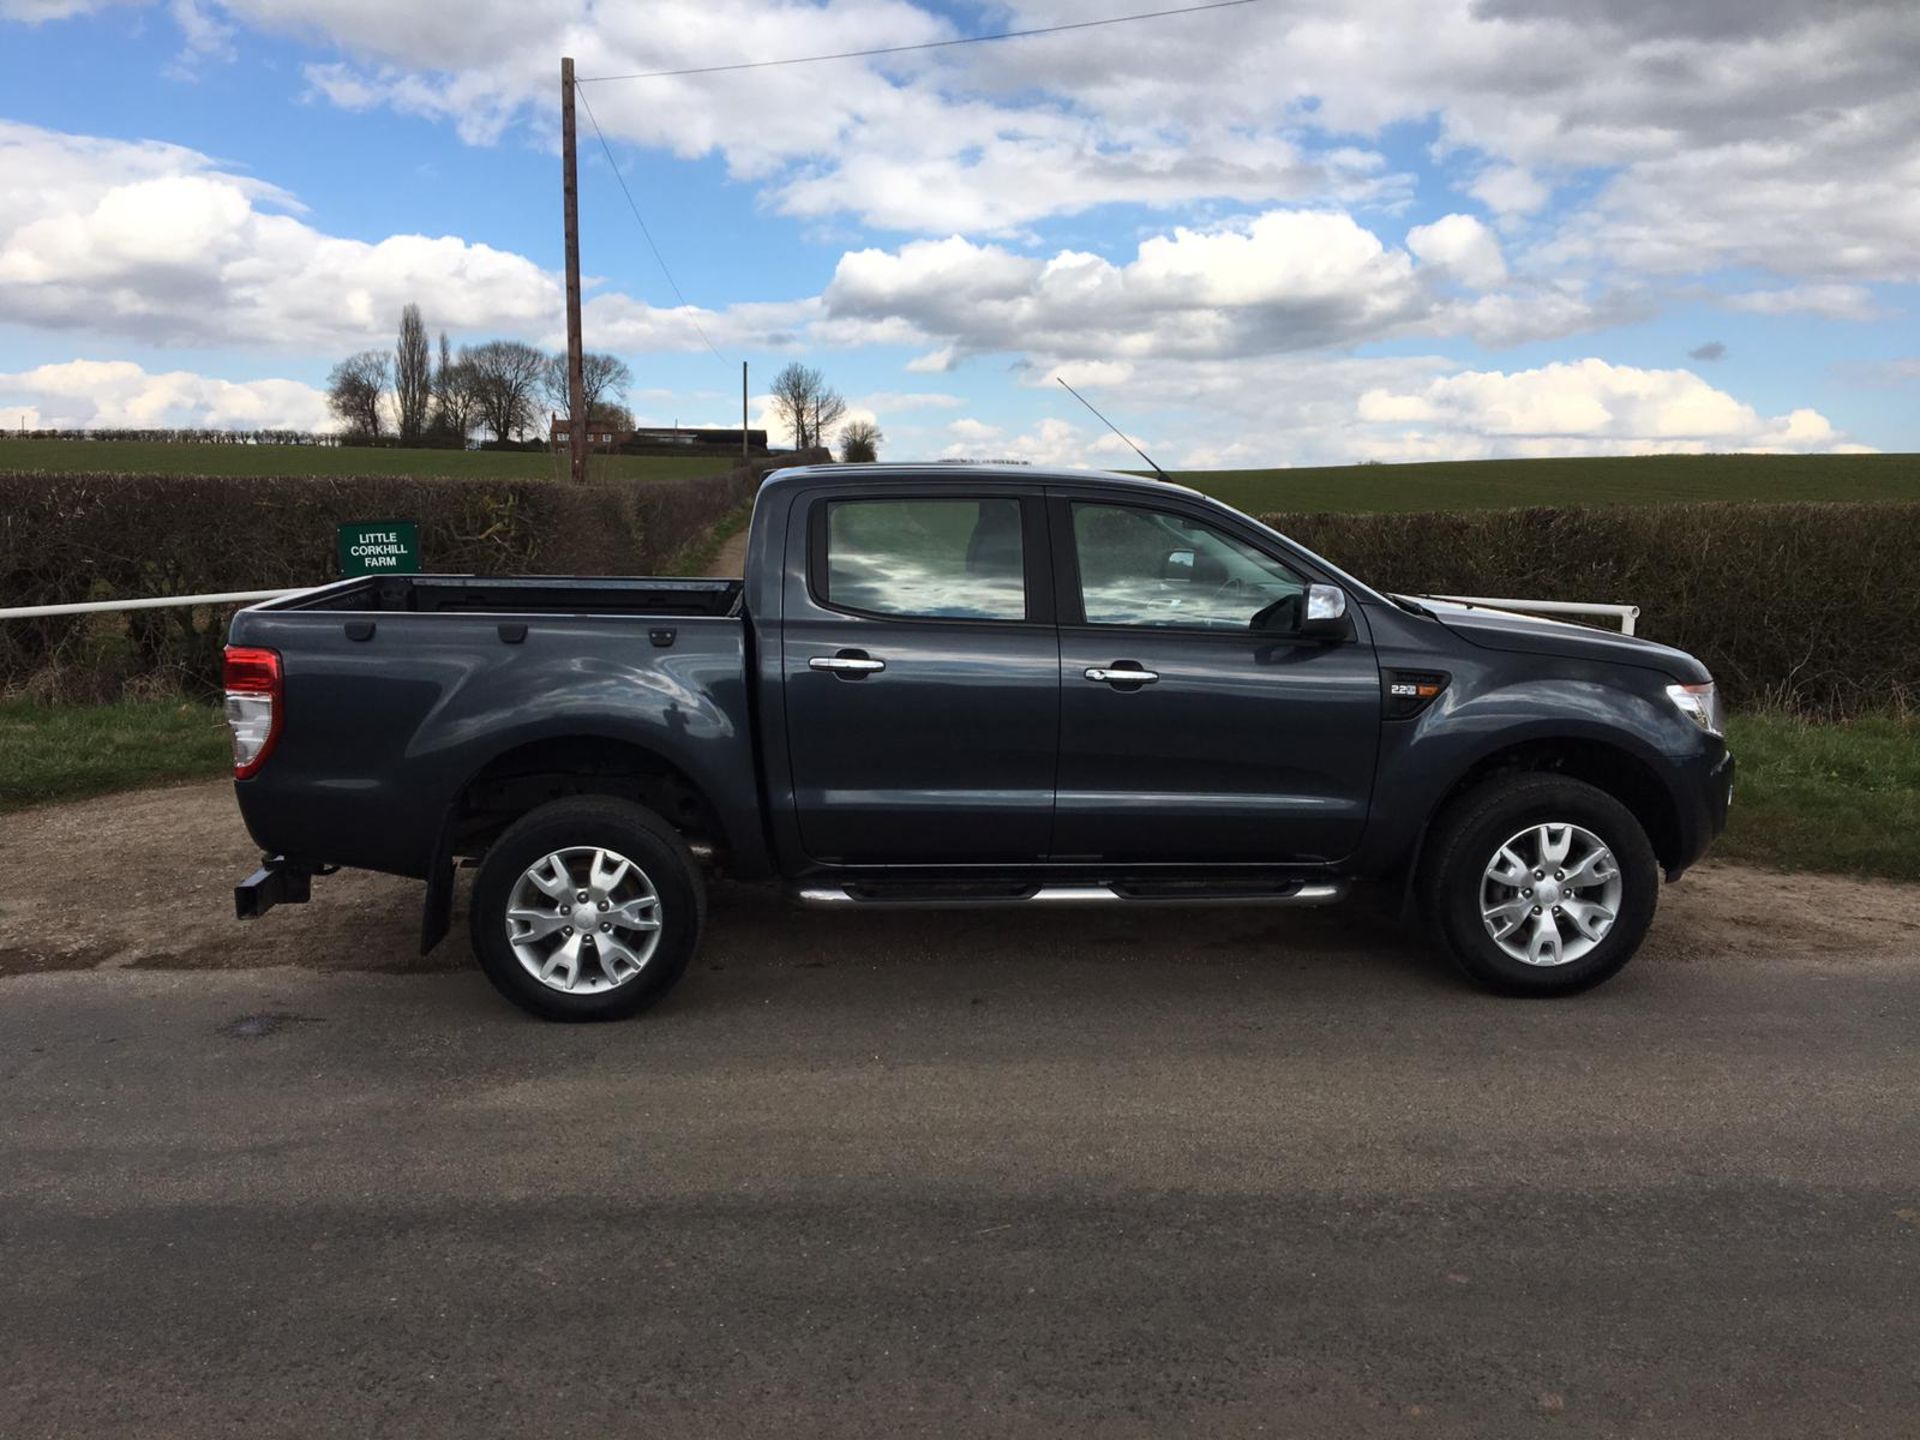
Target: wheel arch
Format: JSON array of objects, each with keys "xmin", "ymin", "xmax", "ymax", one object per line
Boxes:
[
  {"xmin": 445, "ymin": 734, "xmax": 730, "ymax": 862},
  {"xmin": 1396, "ymin": 733, "xmax": 1685, "ymax": 921}
]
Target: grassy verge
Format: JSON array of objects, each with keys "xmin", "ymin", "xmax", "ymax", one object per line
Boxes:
[
  {"xmin": 1718, "ymin": 712, "xmax": 1920, "ymax": 882},
  {"xmin": 0, "ymin": 698, "xmax": 229, "ymax": 812},
  {"xmin": 3, "ymin": 700, "xmax": 1915, "ymax": 883}
]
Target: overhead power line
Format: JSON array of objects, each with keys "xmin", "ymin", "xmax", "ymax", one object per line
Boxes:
[
  {"xmin": 574, "ymin": 83, "xmax": 730, "ymax": 367},
  {"xmin": 576, "ymin": 0, "xmax": 1266, "ymax": 83}
]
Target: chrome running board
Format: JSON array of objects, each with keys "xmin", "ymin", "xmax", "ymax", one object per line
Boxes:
[{"xmin": 793, "ymin": 880, "xmax": 1348, "ymax": 910}]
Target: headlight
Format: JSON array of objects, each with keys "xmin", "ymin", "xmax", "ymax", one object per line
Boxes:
[{"xmin": 1665, "ymin": 681, "xmax": 1724, "ymax": 738}]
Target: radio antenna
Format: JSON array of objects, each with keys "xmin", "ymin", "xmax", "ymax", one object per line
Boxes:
[{"xmin": 1056, "ymin": 377, "xmax": 1174, "ymax": 484}]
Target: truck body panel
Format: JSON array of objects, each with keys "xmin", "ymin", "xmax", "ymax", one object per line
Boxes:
[{"xmin": 227, "ymin": 464, "xmax": 1732, "ymax": 971}]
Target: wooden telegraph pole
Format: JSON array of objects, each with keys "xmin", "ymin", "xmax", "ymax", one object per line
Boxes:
[
  {"xmin": 560, "ymin": 57, "xmax": 588, "ymax": 483},
  {"xmin": 742, "ymin": 361, "xmax": 749, "ymax": 460}
]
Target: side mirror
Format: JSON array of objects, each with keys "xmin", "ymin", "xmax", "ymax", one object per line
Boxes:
[
  {"xmin": 1161, "ymin": 548, "xmax": 1196, "ymax": 582},
  {"xmin": 1298, "ymin": 583, "xmax": 1350, "ymax": 641}
]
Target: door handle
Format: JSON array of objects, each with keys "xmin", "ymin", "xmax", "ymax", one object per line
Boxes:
[
  {"xmin": 1085, "ymin": 665, "xmax": 1159, "ymax": 686},
  {"xmin": 811, "ymin": 653, "xmax": 887, "ymax": 674}
]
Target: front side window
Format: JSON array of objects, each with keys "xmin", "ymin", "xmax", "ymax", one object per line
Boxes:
[
  {"xmin": 1072, "ymin": 502, "xmax": 1306, "ymax": 631},
  {"xmin": 824, "ymin": 498, "xmax": 1026, "ymax": 621}
]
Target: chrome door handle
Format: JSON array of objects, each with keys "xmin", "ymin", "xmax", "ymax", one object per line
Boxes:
[
  {"xmin": 1085, "ymin": 666, "xmax": 1159, "ymax": 686},
  {"xmin": 811, "ymin": 655, "xmax": 886, "ymax": 673}
]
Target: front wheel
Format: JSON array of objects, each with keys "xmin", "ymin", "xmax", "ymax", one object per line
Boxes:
[
  {"xmin": 470, "ymin": 796, "xmax": 705, "ymax": 1021},
  {"xmin": 1420, "ymin": 775, "xmax": 1659, "ymax": 996}
]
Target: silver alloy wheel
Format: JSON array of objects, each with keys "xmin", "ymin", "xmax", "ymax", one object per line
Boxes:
[
  {"xmin": 505, "ymin": 846, "xmax": 663, "ymax": 994},
  {"xmin": 1479, "ymin": 822, "xmax": 1623, "ymax": 967}
]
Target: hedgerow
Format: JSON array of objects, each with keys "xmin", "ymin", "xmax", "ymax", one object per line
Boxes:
[
  {"xmin": 1266, "ymin": 500, "xmax": 1920, "ymax": 717},
  {"xmin": 0, "ymin": 452, "xmax": 819, "ymax": 700}
]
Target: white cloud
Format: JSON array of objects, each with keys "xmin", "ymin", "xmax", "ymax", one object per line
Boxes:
[
  {"xmin": 858, "ymin": 390, "xmax": 963, "ymax": 412},
  {"xmin": 0, "ymin": 120, "xmax": 819, "ymax": 361},
  {"xmin": 1724, "ymin": 284, "xmax": 1882, "ymax": 321},
  {"xmin": 1468, "ymin": 165, "xmax": 1551, "ymax": 221},
  {"xmin": 888, "ymin": 353, "xmax": 1865, "ymax": 470},
  {"xmin": 0, "ymin": 358, "xmax": 333, "ymax": 429},
  {"xmin": 1406, "ymin": 214, "xmax": 1507, "ymax": 290},
  {"xmin": 0, "ymin": 121, "xmax": 561, "ymax": 348},
  {"xmin": 1350, "ymin": 358, "xmax": 1865, "ymax": 458},
  {"xmin": 14, "ymin": 0, "xmax": 1919, "ymax": 289},
  {"xmin": 823, "ymin": 209, "xmax": 1612, "ymax": 365}
]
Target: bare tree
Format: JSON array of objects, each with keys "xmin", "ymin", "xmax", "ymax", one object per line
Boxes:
[
  {"xmin": 428, "ymin": 332, "xmax": 476, "ymax": 445},
  {"xmin": 326, "ymin": 351, "xmax": 389, "ymax": 441},
  {"xmin": 839, "ymin": 419, "xmax": 883, "ymax": 463},
  {"xmin": 808, "ymin": 386, "xmax": 848, "ymax": 453},
  {"xmin": 394, "ymin": 303, "xmax": 431, "ymax": 444},
  {"xmin": 542, "ymin": 351, "xmax": 634, "ymax": 426},
  {"xmin": 462, "ymin": 340, "xmax": 548, "ymax": 444},
  {"xmin": 769, "ymin": 361, "xmax": 845, "ymax": 450}
]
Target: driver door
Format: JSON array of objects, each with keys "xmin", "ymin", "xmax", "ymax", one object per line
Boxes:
[{"xmin": 1049, "ymin": 495, "xmax": 1382, "ymax": 865}]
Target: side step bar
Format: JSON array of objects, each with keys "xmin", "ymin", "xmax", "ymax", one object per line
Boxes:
[{"xmin": 794, "ymin": 880, "xmax": 1348, "ymax": 910}]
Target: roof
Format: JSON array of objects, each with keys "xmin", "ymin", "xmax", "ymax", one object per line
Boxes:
[{"xmin": 760, "ymin": 462, "xmax": 1199, "ymax": 498}]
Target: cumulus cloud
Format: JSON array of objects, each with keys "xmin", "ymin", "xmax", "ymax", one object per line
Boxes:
[
  {"xmin": 0, "ymin": 121, "xmax": 562, "ymax": 348},
  {"xmin": 0, "ymin": 120, "xmax": 819, "ymax": 358},
  {"xmin": 1406, "ymin": 214, "xmax": 1507, "ymax": 289},
  {"xmin": 0, "ymin": 358, "xmax": 333, "ymax": 429},
  {"xmin": 905, "ymin": 353, "xmax": 1866, "ymax": 470},
  {"xmin": 823, "ymin": 210, "xmax": 1594, "ymax": 366},
  {"xmin": 69, "ymin": 0, "xmax": 1904, "ymax": 289},
  {"xmin": 1351, "ymin": 358, "xmax": 1866, "ymax": 459}
]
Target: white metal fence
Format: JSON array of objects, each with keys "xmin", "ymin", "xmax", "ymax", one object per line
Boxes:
[
  {"xmin": 1428, "ymin": 595, "xmax": 1639, "ymax": 635},
  {"xmin": 0, "ymin": 589, "xmax": 306, "ymax": 621},
  {"xmin": 1, "ymin": 586, "xmax": 1641, "ymax": 635}
]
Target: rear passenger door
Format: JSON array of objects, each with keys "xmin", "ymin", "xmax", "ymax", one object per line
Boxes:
[{"xmin": 781, "ymin": 487, "xmax": 1059, "ymax": 864}]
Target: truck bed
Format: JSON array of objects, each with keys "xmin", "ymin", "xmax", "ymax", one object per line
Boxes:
[
  {"xmin": 272, "ymin": 574, "xmax": 744, "ymax": 617},
  {"xmin": 228, "ymin": 574, "xmax": 762, "ymax": 882}
]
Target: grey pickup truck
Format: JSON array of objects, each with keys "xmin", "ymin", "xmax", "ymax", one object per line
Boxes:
[{"xmin": 226, "ymin": 463, "xmax": 1732, "ymax": 1020}]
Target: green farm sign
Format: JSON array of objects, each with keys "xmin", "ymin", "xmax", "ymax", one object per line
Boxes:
[{"xmin": 337, "ymin": 520, "xmax": 420, "ymax": 578}]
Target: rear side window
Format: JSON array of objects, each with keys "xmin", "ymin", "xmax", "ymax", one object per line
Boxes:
[{"xmin": 824, "ymin": 498, "xmax": 1026, "ymax": 621}]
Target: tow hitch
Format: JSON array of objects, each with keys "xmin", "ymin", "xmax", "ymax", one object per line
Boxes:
[{"xmin": 235, "ymin": 856, "xmax": 323, "ymax": 919}]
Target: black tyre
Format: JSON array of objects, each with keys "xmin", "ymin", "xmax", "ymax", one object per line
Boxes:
[
  {"xmin": 469, "ymin": 796, "xmax": 704, "ymax": 1021},
  {"xmin": 1419, "ymin": 775, "xmax": 1658, "ymax": 996}
]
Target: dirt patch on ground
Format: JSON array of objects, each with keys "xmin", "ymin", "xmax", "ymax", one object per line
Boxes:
[
  {"xmin": 703, "ymin": 524, "xmax": 749, "ymax": 578},
  {"xmin": 0, "ymin": 780, "xmax": 462, "ymax": 976},
  {"xmin": 1, "ymin": 778, "xmax": 1915, "ymax": 977},
  {"xmin": 1646, "ymin": 859, "xmax": 1920, "ymax": 963}
]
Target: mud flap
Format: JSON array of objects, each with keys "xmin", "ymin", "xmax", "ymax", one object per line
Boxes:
[{"xmin": 420, "ymin": 821, "xmax": 455, "ymax": 956}]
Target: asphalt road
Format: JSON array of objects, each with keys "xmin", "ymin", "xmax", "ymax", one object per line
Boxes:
[{"xmin": 3, "ymin": 847, "xmax": 1918, "ymax": 1438}]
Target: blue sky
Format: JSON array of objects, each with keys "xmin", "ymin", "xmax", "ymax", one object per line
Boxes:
[{"xmin": 1, "ymin": 0, "xmax": 1914, "ymax": 466}]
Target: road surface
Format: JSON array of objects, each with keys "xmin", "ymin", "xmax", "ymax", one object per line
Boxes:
[{"xmin": 2, "ymin": 783, "xmax": 1917, "ymax": 1436}]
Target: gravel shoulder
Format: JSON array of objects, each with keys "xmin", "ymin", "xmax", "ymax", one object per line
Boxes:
[{"xmin": 2, "ymin": 778, "xmax": 1916, "ymax": 981}]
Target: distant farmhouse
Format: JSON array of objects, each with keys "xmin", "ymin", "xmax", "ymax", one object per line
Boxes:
[{"xmin": 549, "ymin": 415, "xmax": 770, "ymax": 457}]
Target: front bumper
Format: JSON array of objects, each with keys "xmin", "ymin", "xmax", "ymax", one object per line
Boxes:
[{"xmin": 1665, "ymin": 744, "xmax": 1734, "ymax": 880}]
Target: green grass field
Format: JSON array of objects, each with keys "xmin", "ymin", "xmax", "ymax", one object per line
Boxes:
[
  {"xmin": 1, "ymin": 698, "xmax": 231, "ymax": 812},
  {"xmin": 5, "ymin": 442, "xmax": 1916, "ymax": 512},
  {"xmin": 0, "ymin": 438, "xmax": 734, "ymax": 483},
  {"xmin": 1715, "ymin": 712, "xmax": 1920, "ymax": 882},
  {"xmin": 1168, "ymin": 452, "xmax": 1920, "ymax": 515},
  {"xmin": 5, "ymin": 700, "xmax": 1915, "ymax": 883}
]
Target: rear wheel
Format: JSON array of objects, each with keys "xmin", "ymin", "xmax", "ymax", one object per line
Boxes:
[
  {"xmin": 1420, "ymin": 775, "xmax": 1658, "ymax": 996},
  {"xmin": 470, "ymin": 797, "xmax": 704, "ymax": 1021}
]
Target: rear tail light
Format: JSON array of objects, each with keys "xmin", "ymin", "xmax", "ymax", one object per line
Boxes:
[{"xmin": 224, "ymin": 646, "xmax": 283, "ymax": 778}]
